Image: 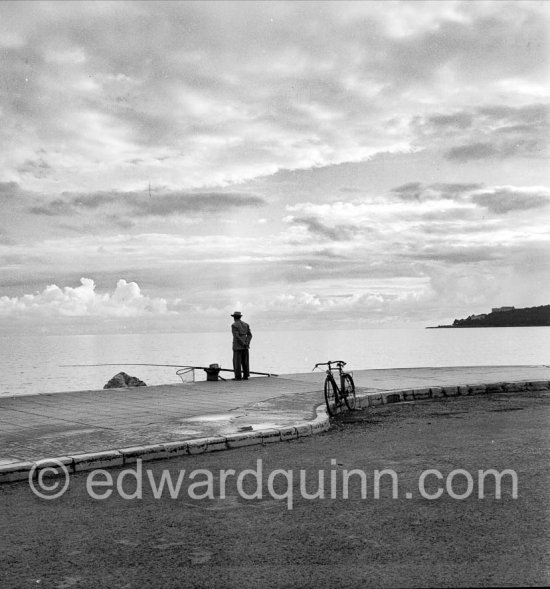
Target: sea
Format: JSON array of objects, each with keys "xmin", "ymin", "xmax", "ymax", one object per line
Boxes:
[{"xmin": 1, "ymin": 327, "xmax": 549, "ymax": 397}]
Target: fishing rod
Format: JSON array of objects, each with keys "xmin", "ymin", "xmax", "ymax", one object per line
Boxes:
[{"xmin": 60, "ymin": 363, "xmax": 278, "ymax": 377}]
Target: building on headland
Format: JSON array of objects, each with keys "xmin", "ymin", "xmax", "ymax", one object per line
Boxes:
[{"xmin": 491, "ymin": 306, "xmax": 515, "ymax": 313}]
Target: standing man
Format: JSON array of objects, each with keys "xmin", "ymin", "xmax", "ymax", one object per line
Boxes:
[{"xmin": 231, "ymin": 311, "xmax": 252, "ymax": 380}]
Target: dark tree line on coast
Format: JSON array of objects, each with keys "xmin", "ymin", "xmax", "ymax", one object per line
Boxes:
[{"xmin": 429, "ymin": 305, "xmax": 550, "ymax": 328}]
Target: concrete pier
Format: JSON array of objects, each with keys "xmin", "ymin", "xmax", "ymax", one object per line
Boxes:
[{"xmin": 1, "ymin": 365, "xmax": 549, "ymax": 479}]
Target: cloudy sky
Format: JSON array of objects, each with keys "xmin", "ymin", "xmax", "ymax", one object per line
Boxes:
[{"xmin": 0, "ymin": 1, "xmax": 548, "ymax": 334}]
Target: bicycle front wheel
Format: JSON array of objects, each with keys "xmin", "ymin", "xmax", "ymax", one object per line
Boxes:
[
  {"xmin": 324, "ymin": 377, "xmax": 338, "ymax": 416},
  {"xmin": 343, "ymin": 373, "xmax": 356, "ymax": 410}
]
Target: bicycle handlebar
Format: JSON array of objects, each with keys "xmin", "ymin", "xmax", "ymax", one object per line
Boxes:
[{"xmin": 313, "ymin": 360, "xmax": 347, "ymax": 370}]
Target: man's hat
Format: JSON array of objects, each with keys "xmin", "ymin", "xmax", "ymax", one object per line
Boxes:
[{"xmin": 231, "ymin": 311, "xmax": 242, "ymax": 317}]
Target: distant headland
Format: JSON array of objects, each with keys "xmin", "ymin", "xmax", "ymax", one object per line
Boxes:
[{"xmin": 428, "ymin": 305, "xmax": 550, "ymax": 328}]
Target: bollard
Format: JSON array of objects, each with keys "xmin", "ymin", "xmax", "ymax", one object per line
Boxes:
[{"xmin": 205, "ymin": 363, "xmax": 221, "ymax": 381}]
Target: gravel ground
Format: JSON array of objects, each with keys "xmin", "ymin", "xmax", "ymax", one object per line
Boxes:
[{"xmin": 1, "ymin": 390, "xmax": 549, "ymax": 589}]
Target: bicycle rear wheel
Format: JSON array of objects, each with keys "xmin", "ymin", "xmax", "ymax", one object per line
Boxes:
[
  {"xmin": 343, "ymin": 373, "xmax": 356, "ymax": 410},
  {"xmin": 324, "ymin": 377, "xmax": 338, "ymax": 416}
]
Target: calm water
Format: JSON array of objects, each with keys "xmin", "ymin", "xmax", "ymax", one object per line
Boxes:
[{"xmin": 1, "ymin": 327, "xmax": 549, "ymax": 397}]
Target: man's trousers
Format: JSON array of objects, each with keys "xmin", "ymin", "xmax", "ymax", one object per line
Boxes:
[{"xmin": 233, "ymin": 349, "xmax": 249, "ymax": 380}]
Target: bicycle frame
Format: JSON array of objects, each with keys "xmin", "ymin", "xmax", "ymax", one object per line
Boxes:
[
  {"xmin": 314, "ymin": 360, "xmax": 356, "ymax": 415},
  {"xmin": 322, "ymin": 361, "xmax": 346, "ymax": 398}
]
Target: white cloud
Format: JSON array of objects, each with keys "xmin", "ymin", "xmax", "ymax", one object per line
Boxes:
[{"xmin": 0, "ymin": 278, "xmax": 170, "ymax": 318}]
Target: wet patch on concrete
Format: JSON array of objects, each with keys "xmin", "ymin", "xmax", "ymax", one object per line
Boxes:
[
  {"xmin": 183, "ymin": 413, "xmax": 237, "ymax": 422},
  {"xmin": 171, "ymin": 389, "xmax": 325, "ymax": 438}
]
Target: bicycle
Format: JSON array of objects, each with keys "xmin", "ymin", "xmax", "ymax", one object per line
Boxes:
[{"xmin": 313, "ymin": 360, "xmax": 356, "ymax": 416}]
